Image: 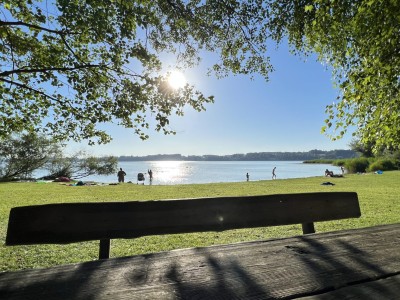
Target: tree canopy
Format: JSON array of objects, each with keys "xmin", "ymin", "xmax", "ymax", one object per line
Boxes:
[
  {"xmin": 0, "ymin": 0, "xmax": 271, "ymax": 144},
  {"xmin": 1, "ymin": 1, "xmax": 399, "ymax": 151},
  {"xmin": 45, "ymin": 151, "xmax": 118, "ymax": 180},
  {"xmin": 0, "ymin": 133, "xmax": 60, "ymax": 180},
  {"xmin": 267, "ymin": 0, "xmax": 399, "ymax": 152},
  {"xmin": 0, "ymin": 133, "xmax": 117, "ymax": 181}
]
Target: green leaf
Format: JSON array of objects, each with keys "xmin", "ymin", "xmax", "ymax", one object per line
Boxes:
[{"xmin": 305, "ymin": 5, "xmax": 313, "ymax": 12}]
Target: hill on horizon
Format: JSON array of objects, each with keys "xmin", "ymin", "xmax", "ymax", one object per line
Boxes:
[{"xmin": 119, "ymin": 149, "xmax": 357, "ymax": 161}]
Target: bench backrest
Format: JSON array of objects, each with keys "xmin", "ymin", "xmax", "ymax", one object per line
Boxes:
[{"xmin": 6, "ymin": 192, "xmax": 360, "ymax": 259}]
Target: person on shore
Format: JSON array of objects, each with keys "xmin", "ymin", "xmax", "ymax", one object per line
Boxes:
[
  {"xmin": 341, "ymin": 166, "xmax": 345, "ymax": 175},
  {"xmin": 246, "ymin": 172, "xmax": 249, "ymax": 181},
  {"xmin": 148, "ymin": 169, "xmax": 153, "ymax": 182},
  {"xmin": 272, "ymin": 167, "xmax": 276, "ymax": 180},
  {"xmin": 117, "ymin": 168, "xmax": 126, "ymax": 183}
]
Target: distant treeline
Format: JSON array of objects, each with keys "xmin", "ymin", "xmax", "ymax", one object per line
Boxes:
[{"xmin": 119, "ymin": 149, "xmax": 358, "ymax": 161}]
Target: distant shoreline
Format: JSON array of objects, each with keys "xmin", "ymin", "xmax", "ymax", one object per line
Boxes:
[{"xmin": 118, "ymin": 150, "xmax": 357, "ymax": 162}]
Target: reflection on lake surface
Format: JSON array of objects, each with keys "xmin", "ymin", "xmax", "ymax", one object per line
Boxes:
[
  {"xmin": 41, "ymin": 161, "xmax": 337, "ymax": 185},
  {"xmin": 151, "ymin": 161, "xmax": 191, "ymax": 184}
]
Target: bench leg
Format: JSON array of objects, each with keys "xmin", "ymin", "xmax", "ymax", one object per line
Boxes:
[
  {"xmin": 99, "ymin": 239, "xmax": 110, "ymax": 259},
  {"xmin": 302, "ymin": 222, "xmax": 315, "ymax": 234}
]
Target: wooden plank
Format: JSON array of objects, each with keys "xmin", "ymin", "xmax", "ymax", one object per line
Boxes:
[
  {"xmin": 6, "ymin": 192, "xmax": 360, "ymax": 245},
  {"xmin": 298, "ymin": 274, "xmax": 400, "ymax": 299},
  {"xmin": 1, "ymin": 224, "xmax": 398, "ymax": 300}
]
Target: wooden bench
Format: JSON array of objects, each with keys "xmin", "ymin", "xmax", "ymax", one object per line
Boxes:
[{"xmin": 6, "ymin": 192, "xmax": 361, "ymax": 260}]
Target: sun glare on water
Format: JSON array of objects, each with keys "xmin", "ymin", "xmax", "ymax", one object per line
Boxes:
[
  {"xmin": 167, "ymin": 70, "xmax": 186, "ymax": 90},
  {"xmin": 154, "ymin": 161, "xmax": 189, "ymax": 184}
]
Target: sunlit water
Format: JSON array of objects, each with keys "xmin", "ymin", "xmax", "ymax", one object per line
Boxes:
[{"xmin": 35, "ymin": 161, "xmax": 338, "ymax": 185}]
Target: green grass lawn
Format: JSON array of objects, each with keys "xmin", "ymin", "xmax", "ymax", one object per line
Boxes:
[{"xmin": 1, "ymin": 171, "xmax": 399, "ymax": 272}]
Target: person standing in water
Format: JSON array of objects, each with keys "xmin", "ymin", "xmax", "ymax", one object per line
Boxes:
[{"xmin": 272, "ymin": 167, "xmax": 276, "ymax": 180}]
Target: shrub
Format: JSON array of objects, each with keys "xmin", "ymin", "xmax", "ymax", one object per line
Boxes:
[
  {"xmin": 332, "ymin": 159, "xmax": 347, "ymax": 167},
  {"xmin": 368, "ymin": 159, "xmax": 396, "ymax": 172},
  {"xmin": 344, "ymin": 157, "xmax": 370, "ymax": 173},
  {"xmin": 390, "ymin": 151, "xmax": 400, "ymax": 170},
  {"xmin": 303, "ymin": 159, "xmax": 334, "ymax": 164}
]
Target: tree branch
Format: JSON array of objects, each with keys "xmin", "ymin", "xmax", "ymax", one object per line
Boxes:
[
  {"xmin": 0, "ymin": 20, "xmax": 69, "ymax": 35},
  {"xmin": 1, "ymin": 77, "xmax": 61, "ymax": 103},
  {"xmin": 0, "ymin": 64, "xmax": 103, "ymax": 77}
]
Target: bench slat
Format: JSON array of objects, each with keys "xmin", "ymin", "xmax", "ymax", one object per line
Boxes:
[{"xmin": 6, "ymin": 192, "xmax": 360, "ymax": 246}]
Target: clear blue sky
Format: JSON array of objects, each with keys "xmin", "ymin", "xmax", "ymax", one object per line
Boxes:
[{"xmin": 67, "ymin": 43, "xmax": 354, "ymax": 157}]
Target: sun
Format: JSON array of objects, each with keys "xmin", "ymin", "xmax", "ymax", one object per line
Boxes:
[{"xmin": 167, "ymin": 70, "xmax": 186, "ymax": 90}]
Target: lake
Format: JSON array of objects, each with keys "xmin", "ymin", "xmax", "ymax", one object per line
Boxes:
[{"xmin": 45, "ymin": 161, "xmax": 337, "ymax": 185}]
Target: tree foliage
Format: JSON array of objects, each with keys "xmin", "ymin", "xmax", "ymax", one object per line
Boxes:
[
  {"xmin": 45, "ymin": 152, "xmax": 118, "ymax": 179},
  {"xmin": 0, "ymin": 133, "xmax": 117, "ymax": 181},
  {"xmin": 349, "ymin": 138, "xmax": 375, "ymax": 158},
  {"xmin": 265, "ymin": 0, "xmax": 400, "ymax": 152},
  {"xmin": 1, "ymin": 1, "xmax": 399, "ymax": 151},
  {"xmin": 0, "ymin": 0, "xmax": 272, "ymax": 144},
  {"xmin": 0, "ymin": 133, "xmax": 61, "ymax": 180}
]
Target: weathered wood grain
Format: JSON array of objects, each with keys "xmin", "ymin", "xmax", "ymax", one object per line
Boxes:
[
  {"xmin": 299, "ymin": 274, "xmax": 400, "ymax": 299},
  {"xmin": 1, "ymin": 224, "xmax": 399, "ymax": 300}
]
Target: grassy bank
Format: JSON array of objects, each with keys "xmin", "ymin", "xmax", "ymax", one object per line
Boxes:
[{"xmin": 1, "ymin": 171, "xmax": 399, "ymax": 272}]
